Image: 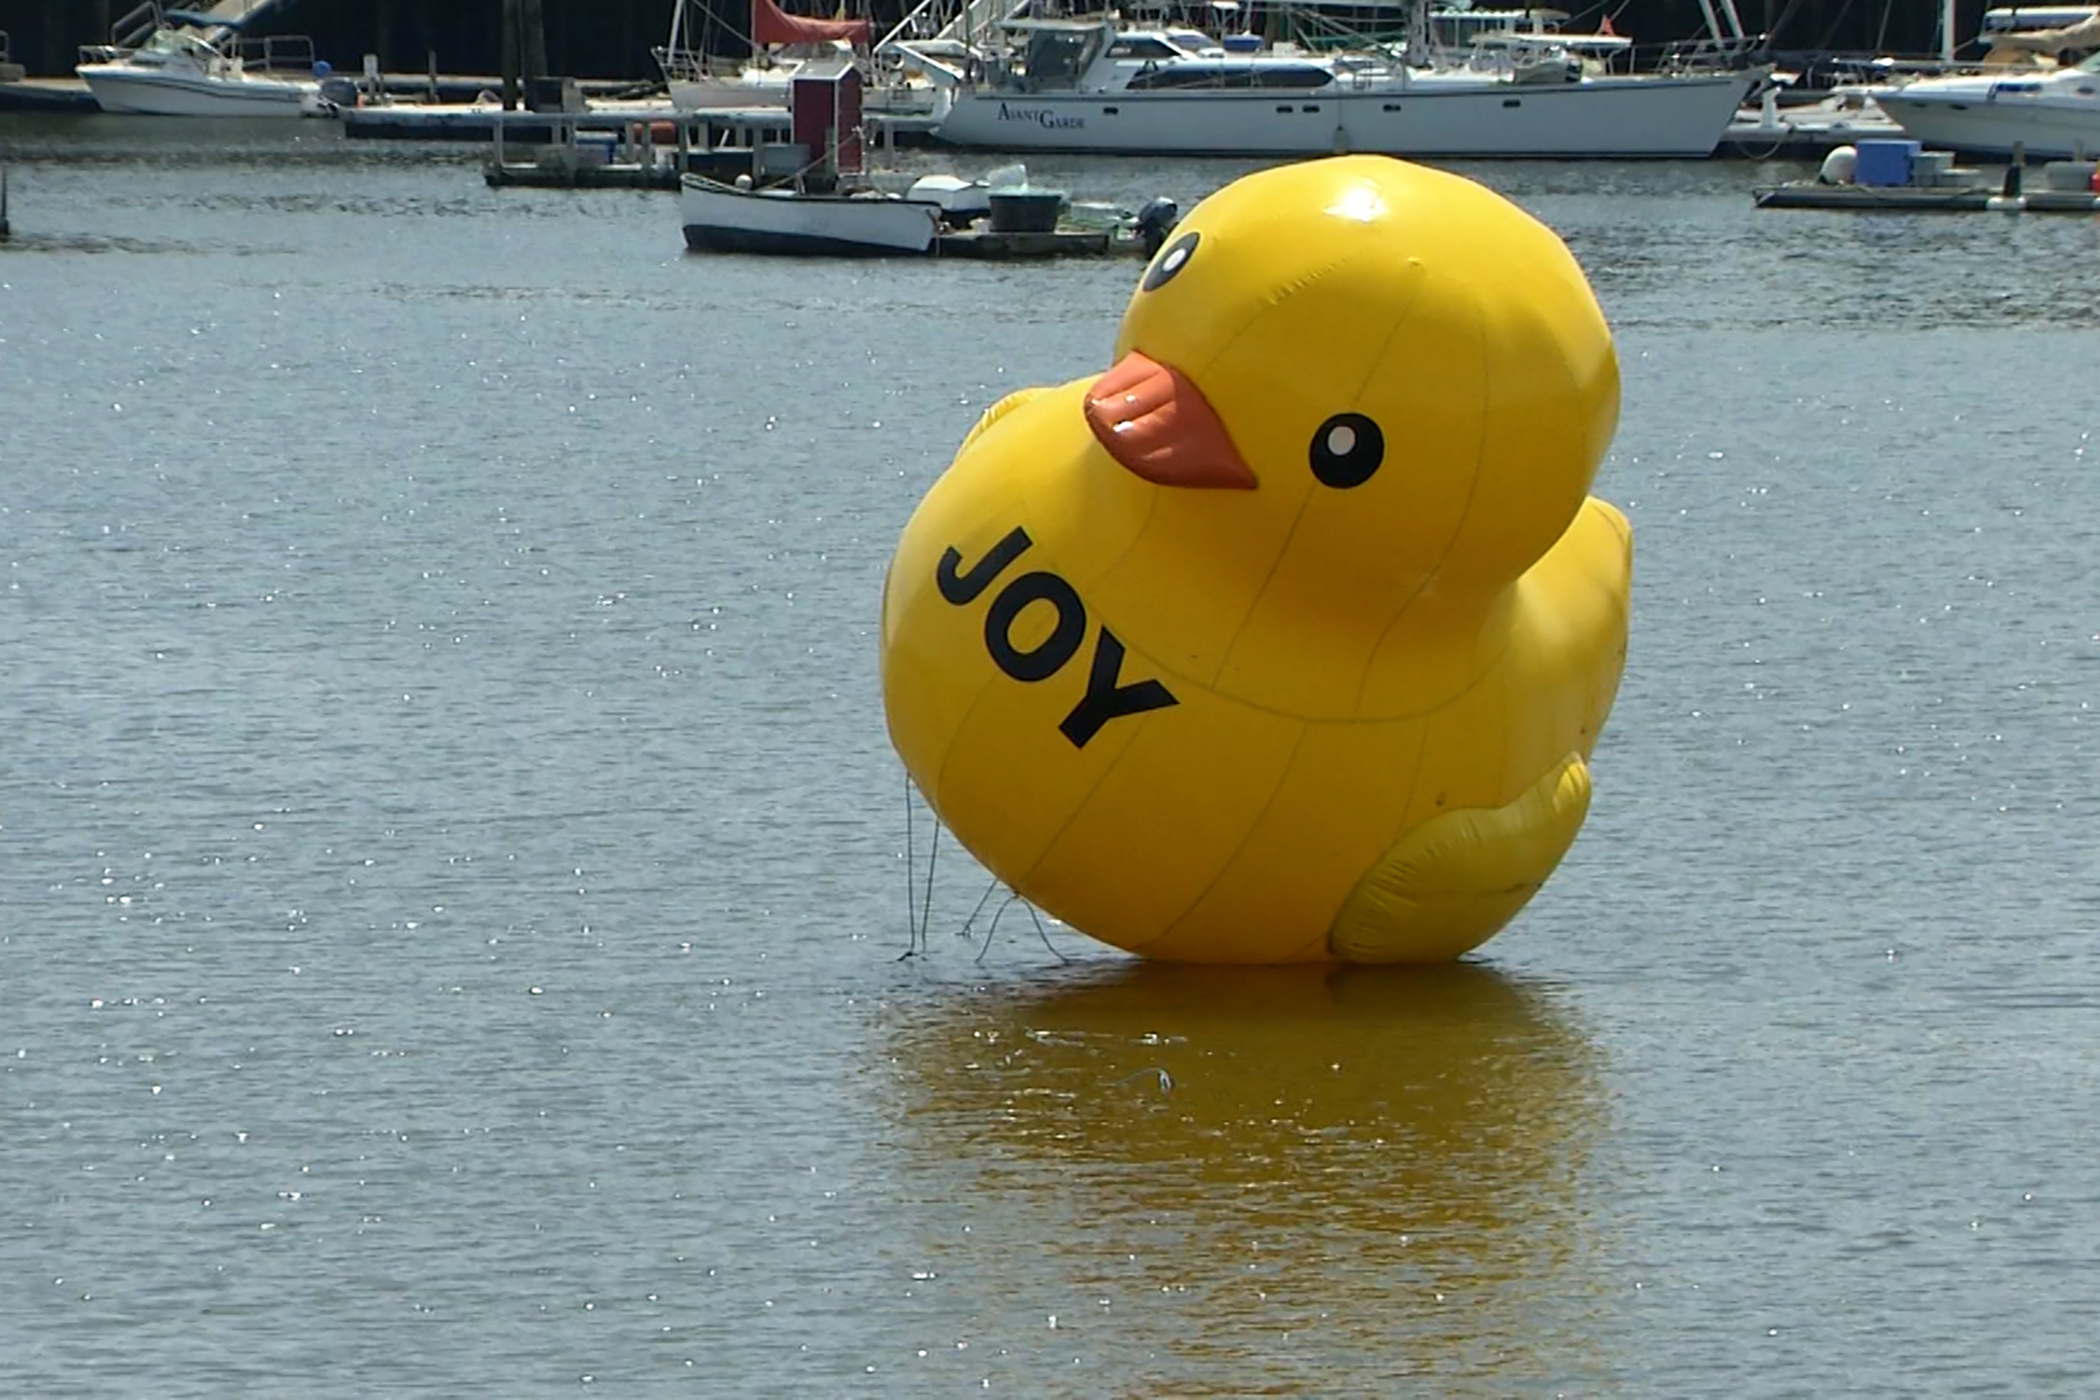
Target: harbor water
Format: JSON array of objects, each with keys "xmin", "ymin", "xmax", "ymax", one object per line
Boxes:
[{"xmin": 4, "ymin": 116, "xmax": 2100, "ymax": 1395}]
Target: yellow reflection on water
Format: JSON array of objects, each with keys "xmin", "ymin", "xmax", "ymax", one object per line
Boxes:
[{"xmin": 883, "ymin": 960, "xmax": 1611, "ymax": 1389}]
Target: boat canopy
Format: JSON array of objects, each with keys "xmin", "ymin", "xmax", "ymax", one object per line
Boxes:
[
  {"xmin": 1981, "ymin": 10, "xmax": 2100, "ymax": 55},
  {"xmin": 753, "ymin": 0, "xmax": 872, "ymax": 48}
]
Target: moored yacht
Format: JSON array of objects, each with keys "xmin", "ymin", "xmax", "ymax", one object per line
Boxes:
[
  {"xmin": 76, "ymin": 5, "xmax": 326, "ymax": 117},
  {"xmin": 904, "ymin": 17, "xmax": 1764, "ymax": 158},
  {"xmin": 1873, "ymin": 50, "xmax": 2100, "ymax": 159}
]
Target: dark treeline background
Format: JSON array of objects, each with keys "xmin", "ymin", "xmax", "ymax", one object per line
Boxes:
[{"xmin": 0, "ymin": 0, "xmax": 2001, "ymax": 78}]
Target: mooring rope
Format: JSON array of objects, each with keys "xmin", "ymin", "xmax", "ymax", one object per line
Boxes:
[
  {"xmin": 902, "ymin": 777, "xmax": 1062, "ymax": 964},
  {"xmin": 900, "ymin": 769, "xmax": 923, "ymax": 959}
]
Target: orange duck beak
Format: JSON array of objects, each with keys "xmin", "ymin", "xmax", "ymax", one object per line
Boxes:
[{"xmin": 1083, "ymin": 351, "xmax": 1256, "ymax": 490}]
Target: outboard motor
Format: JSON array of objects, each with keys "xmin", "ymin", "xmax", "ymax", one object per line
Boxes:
[
  {"xmin": 1135, "ymin": 196, "xmax": 1180, "ymax": 259},
  {"xmin": 318, "ymin": 75, "xmax": 362, "ymax": 109}
]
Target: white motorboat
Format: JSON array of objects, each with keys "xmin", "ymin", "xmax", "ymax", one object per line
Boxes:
[
  {"xmin": 903, "ymin": 18, "xmax": 1765, "ymax": 158},
  {"xmin": 1873, "ymin": 51, "xmax": 2100, "ymax": 160},
  {"xmin": 681, "ymin": 173, "xmax": 944, "ymax": 254},
  {"xmin": 76, "ymin": 7, "xmax": 325, "ymax": 117}
]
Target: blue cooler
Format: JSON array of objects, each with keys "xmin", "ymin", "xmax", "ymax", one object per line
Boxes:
[
  {"xmin": 573, "ymin": 131, "xmax": 618, "ymax": 167},
  {"xmin": 1854, "ymin": 138, "xmax": 1922, "ymax": 187}
]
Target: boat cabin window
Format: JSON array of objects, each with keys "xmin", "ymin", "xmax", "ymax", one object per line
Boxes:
[
  {"xmin": 1126, "ymin": 61, "xmax": 1334, "ymax": 89},
  {"xmin": 1018, "ymin": 28, "xmax": 1105, "ymax": 90},
  {"xmin": 1107, "ymin": 36, "xmax": 1183, "ymax": 60},
  {"xmin": 145, "ymin": 28, "xmax": 222, "ymax": 56}
]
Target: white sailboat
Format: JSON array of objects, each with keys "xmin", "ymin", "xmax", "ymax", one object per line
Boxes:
[{"xmin": 901, "ymin": 6, "xmax": 1766, "ymax": 159}]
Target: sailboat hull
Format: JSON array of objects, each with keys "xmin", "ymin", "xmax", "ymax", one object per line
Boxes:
[{"xmin": 933, "ymin": 70, "xmax": 1762, "ymax": 158}]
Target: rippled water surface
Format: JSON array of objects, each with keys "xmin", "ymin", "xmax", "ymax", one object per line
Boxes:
[{"xmin": 5, "ymin": 117, "xmax": 2100, "ymax": 1395}]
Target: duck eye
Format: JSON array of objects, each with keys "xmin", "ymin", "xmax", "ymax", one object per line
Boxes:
[
  {"xmin": 1310, "ymin": 413, "xmax": 1384, "ymax": 489},
  {"xmin": 1141, "ymin": 231, "xmax": 1200, "ymax": 291}
]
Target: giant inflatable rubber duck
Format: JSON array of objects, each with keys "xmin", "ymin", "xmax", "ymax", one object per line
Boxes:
[{"xmin": 880, "ymin": 155, "xmax": 1631, "ymax": 964}]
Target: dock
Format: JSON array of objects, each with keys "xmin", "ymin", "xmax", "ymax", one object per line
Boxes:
[
  {"xmin": 484, "ymin": 110, "xmax": 719, "ymax": 188},
  {"xmin": 479, "ymin": 108, "xmax": 898, "ymax": 189},
  {"xmin": 477, "ymin": 102, "xmax": 955, "ymax": 190},
  {"xmin": 1716, "ymin": 98, "xmax": 1906, "ymax": 159},
  {"xmin": 0, "ymin": 76, "xmax": 101, "ymax": 113},
  {"xmin": 0, "ymin": 66, "xmax": 673, "ymax": 118},
  {"xmin": 1755, "ymin": 143, "xmax": 2100, "ymax": 212},
  {"xmin": 347, "ymin": 99, "xmax": 687, "ymax": 142},
  {"xmin": 934, "ymin": 227, "xmax": 1143, "ymax": 259},
  {"xmin": 485, "ymin": 148, "xmax": 779, "ymax": 189},
  {"xmin": 343, "ymin": 97, "xmax": 939, "ymax": 146},
  {"xmin": 1756, "ymin": 183, "xmax": 2100, "ymax": 212},
  {"xmin": 486, "ymin": 158, "xmax": 683, "ymax": 189}
]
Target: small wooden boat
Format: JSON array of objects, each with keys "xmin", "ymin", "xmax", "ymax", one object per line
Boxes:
[{"xmin": 679, "ymin": 172, "xmax": 944, "ymax": 255}]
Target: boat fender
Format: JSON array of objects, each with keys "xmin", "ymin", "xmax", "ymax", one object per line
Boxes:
[{"xmin": 1819, "ymin": 145, "xmax": 1857, "ymax": 185}]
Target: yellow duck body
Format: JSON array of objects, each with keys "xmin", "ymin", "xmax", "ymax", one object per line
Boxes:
[{"xmin": 880, "ymin": 156, "xmax": 1632, "ymax": 964}]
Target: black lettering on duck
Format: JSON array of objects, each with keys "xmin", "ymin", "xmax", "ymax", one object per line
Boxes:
[
  {"xmin": 936, "ymin": 526, "xmax": 1180, "ymax": 747},
  {"xmin": 937, "ymin": 526, "xmax": 1032, "ymax": 605},
  {"xmin": 1058, "ymin": 629, "xmax": 1178, "ymax": 747}
]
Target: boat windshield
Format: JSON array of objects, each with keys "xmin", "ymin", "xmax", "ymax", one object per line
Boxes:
[
  {"xmin": 1017, "ymin": 28, "xmax": 1104, "ymax": 90},
  {"xmin": 142, "ymin": 28, "xmax": 220, "ymax": 59},
  {"xmin": 1107, "ymin": 35, "xmax": 1184, "ymax": 60}
]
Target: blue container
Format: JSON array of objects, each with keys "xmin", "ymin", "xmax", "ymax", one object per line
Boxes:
[
  {"xmin": 1854, "ymin": 138, "xmax": 1922, "ymax": 187},
  {"xmin": 574, "ymin": 131, "xmax": 619, "ymax": 167}
]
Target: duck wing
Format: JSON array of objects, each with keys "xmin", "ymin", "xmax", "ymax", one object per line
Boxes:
[
  {"xmin": 1327, "ymin": 752, "xmax": 1591, "ymax": 964},
  {"xmin": 955, "ymin": 386, "xmax": 1052, "ymax": 458}
]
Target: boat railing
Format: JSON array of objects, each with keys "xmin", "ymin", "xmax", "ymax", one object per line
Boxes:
[
  {"xmin": 110, "ymin": 1, "xmax": 165, "ymax": 51},
  {"xmin": 1654, "ymin": 31, "xmax": 1772, "ymax": 74},
  {"xmin": 653, "ymin": 44, "xmax": 782, "ymax": 86},
  {"xmin": 1272, "ymin": 5, "xmax": 1413, "ymax": 61},
  {"xmin": 232, "ymin": 32, "xmax": 317, "ymax": 73},
  {"xmin": 877, "ymin": 0, "xmax": 1023, "ymax": 51},
  {"xmin": 88, "ymin": 1, "xmax": 317, "ymax": 72},
  {"xmin": 879, "ymin": 0, "xmax": 950, "ymax": 46}
]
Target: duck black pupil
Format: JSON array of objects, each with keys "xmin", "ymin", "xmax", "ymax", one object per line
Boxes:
[
  {"xmin": 1143, "ymin": 231, "xmax": 1200, "ymax": 291},
  {"xmin": 1310, "ymin": 413, "xmax": 1383, "ymax": 489}
]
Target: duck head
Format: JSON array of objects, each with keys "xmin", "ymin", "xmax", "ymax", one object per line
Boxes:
[{"xmin": 1077, "ymin": 157, "xmax": 1619, "ymax": 689}]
